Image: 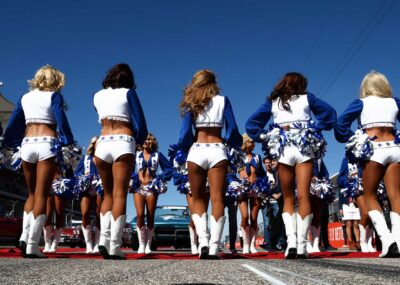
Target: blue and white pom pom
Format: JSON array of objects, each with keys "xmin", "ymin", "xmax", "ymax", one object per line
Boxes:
[
  {"xmin": 148, "ymin": 177, "xmax": 168, "ymax": 194},
  {"xmin": 290, "ymin": 121, "xmax": 327, "ymax": 159},
  {"xmin": 128, "ymin": 173, "xmax": 140, "ymax": 193},
  {"xmin": 311, "ymin": 178, "xmax": 335, "ymax": 202},
  {"xmin": 52, "ymin": 178, "xmax": 75, "ymax": 199},
  {"xmin": 73, "ymin": 175, "xmax": 93, "ymax": 199},
  {"xmin": 226, "ymin": 174, "xmax": 241, "ymax": 198},
  {"xmin": 260, "ymin": 124, "xmax": 287, "ymax": 159},
  {"xmin": 251, "ymin": 177, "xmax": 271, "ymax": 198},
  {"xmin": 394, "ymin": 130, "xmax": 400, "ymax": 145},
  {"xmin": 345, "ymin": 129, "xmax": 375, "ymax": 163}
]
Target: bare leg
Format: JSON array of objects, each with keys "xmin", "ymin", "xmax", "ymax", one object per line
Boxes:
[
  {"xmin": 111, "ymin": 154, "xmax": 134, "ymax": 218},
  {"xmin": 278, "ymin": 163, "xmax": 295, "ymax": 214},
  {"xmin": 95, "ymin": 157, "xmax": 114, "ymax": 215},
  {"xmin": 249, "ymin": 197, "xmax": 262, "ymax": 229},
  {"xmin": 21, "ymin": 161, "xmax": 36, "ymax": 212},
  {"xmin": 356, "ymin": 195, "xmax": 370, "ymax": 227},
  {"xmin": 362, "ymin": 161, "xmax": 385, "ymax": 212},
  {"xmin": 54, "ymin": 196, "xmax": 65, "ymax": 229},
  {"xmin": 383, "ymin": 163, "xmax": 400, "ymax": 214},
  {"xmin": 207, "ymin": 160, "xmax": 228, "ymax": 220},
  {"xmin": 33, "ymin": 158, "xmax": 57, "ymax": 217},
  {"xmin": 95, "ymin": 195, "xmax": 103, "ymax": 228},
  {"xmin": 353, "ymin": 220, "xmax": 360, "ymax": 242},
  {"xmin": 145, "ymin": 194, "xmax": 158, "ymax": 230},
  {"xmin": 134, "ymin": 193, "xmax": 146, "ymax": 228},
  {"xmin": 346, "ymin": 221, "xmax": 353, "ymax": 244},
  {"xmin": 81, "ymin": 194, "xmax": 91, "ymax": 227},
  {"xmin": 295, "ymin": 161, "xmax": 313, "ymax": 218},
  {"xmin": 44, "ymin": 196, "xmax": 54, "ymax": 227},
  {"xmin": 187, "ymin": 162, "xmax": 208, "ymax": 215},
  {"xmin": 238, "ymin": 198, "xmax": 249, "ymax": 228}
]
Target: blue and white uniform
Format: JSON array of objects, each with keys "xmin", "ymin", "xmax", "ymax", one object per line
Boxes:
[
  {"xmin": 93, "ymin": 88, "xmax": 148, "ymax": 163},
  {"xmin": 246, "ymin": 93, "xmax": 336, "ymax": 166},
  {"xmin": 75, "ymin": 155, "xmax": 101, "ymax": 197},
  {"xmin": 4, "ymin": 89, "xmax": 74, "ymax": 163},
  {"xmin": 310, "ymin": 159, "xmax": 334, "ymax": 202},
  {"xmin": 134, "ymin": 151, "xmax": 172, "ymax": 196},
  {"xmin": 335, "ymin": 96, "xmax": 400, "ymax": 165},
  {"xmin": 178, "ymin": 95, "xmax": 242, "ymax": 169}
]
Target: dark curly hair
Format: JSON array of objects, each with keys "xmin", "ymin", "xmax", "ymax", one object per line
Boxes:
[
  {"xmin": 102, "ymin": 63, "xmax": 136, "ymax": 89},
  {"xmin": 269, "ymin": 72, "xmax": 308, "ymax": 111}
]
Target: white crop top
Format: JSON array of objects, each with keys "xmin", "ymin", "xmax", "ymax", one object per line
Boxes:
[
  {"xmin": 21, "ymin": 89, "xmax": 56, "ymax": 124},
  {"xmin": 93, "ymin": 88, "xmax": 132, "ymax": 123},
  {"xmin": 360, "ymin": 96, "xmax": 398, "ymax": 128},
  {"xmin": 195, "ymin": 95, "xmax": 225, "ymax": 127},
  {"xmin": 271, "ymin": 94, "xmax": 311, "ymax": 126}
]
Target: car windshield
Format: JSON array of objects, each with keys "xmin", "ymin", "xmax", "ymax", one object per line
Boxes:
[{"xmin": 155, "ymin": 207, "xmax": 189, "ymax": 218}]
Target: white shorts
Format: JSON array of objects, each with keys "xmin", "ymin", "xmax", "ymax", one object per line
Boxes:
[
  {"xmin": 369, "ymin": 141, "xmax": 400, "ymax": 166},
  {"xmin": 21, "ymin": 136, "xmax": 57, "ymax": 163},
  {"xmin": 342, "ymin": 203, "xmax": 361, "ymax": 221},
  {"xmin": 278, "ymin": 146, "xmax": 313, "ymax": 166},
  {"xmin": 187, "ymin": 143, "xmax": 227, "ymax": 170},
  {"xmin": 95, "ymin": 135, "xmax": 136, "ymax": 164},
  {"xmin": 135, "ymin": 185, "xmax": 156, "ymax": 197}
]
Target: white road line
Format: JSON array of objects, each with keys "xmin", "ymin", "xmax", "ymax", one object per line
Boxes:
[
  {"xmin": 242, "ymin": 264, "xmax": 288, "ymax": 285},
  {"xmin": 251, "ymin": 263, "xmax": 332, "ymax": 285}
]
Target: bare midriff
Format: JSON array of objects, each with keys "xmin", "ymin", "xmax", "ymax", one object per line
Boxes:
[
  {"xmin": 100, "ymin": 119, "xmax": 134, "ymax": 136},
  {"xmin": 239, "ymin": 154, "xmax": 257, "ymax": 184},
  {"xmin": 25, "ymin": 123, "xmax": 57, "ymax": 137},
  {"xmin": 196, "ymin": 127, "xmax": 223, "ymax": 144},
  {"xmin": 139, "ymin": 151, "xmax": 153, "ymax": 186},
  {"xmin": 365, "ymin": 127, "xmax": 394, "ymax": 142}
]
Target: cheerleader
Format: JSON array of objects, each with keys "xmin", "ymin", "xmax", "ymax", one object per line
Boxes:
[
  {"xmin": 4, "ymin": 65, "xmax": 75, "ymax": 258},
  {"xmin": 246, "ymin": 72, "xmax": 336, "ymax": 258},
  {"xmin": 93, "ymin": 63, "xmax": 147, "ymax": 259},
  {"xmin": 75, "ymin": 136, "xmax": 103, "ymax": 254},
  {"xmin": 335, "ymin": 71, "xmax": 400, "ymax": 258},
  {"xmin": 133, "ymin": 133, "xmax": 172, "ymax": 254},
  {"xmin": 176, "ymin": 70, "xmax": 242, "ymax": 259},
  {"xmin": 237, "ymin": 134, "xmax": 266, "ymax": 254}
]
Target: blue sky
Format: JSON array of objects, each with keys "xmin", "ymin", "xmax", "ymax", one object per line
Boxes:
[{"xmin": 1, "ymin": 0, "xmax": 399, "ymax": 221}]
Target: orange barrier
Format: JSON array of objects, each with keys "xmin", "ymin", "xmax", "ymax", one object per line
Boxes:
[{"xmin": 328, "ymin": 222, "xmax": 344, "ymax": 248}]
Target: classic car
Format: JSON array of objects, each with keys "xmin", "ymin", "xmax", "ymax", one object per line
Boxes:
[{"xmin": 129, "ymin": 205, "xmax": 191, "ymax": 251}]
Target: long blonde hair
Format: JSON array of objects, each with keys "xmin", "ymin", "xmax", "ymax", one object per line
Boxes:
[
  {"xmin": 86, "ymin": 136, "xmax": 98, "ymax": 156},
  {"xmin": 28, "ymin": 65, "xmax": 65, "ymax": 92},
  {"xmin": 241, "ymin": 133, "xmax": 255, "ymax": 153},
  {"xmin": 179, "ymin": 70, "xmax": 220, "ymax": 118},
  {"xmin": 360, "ymin": 71, "xmax": 392, "ymax": 98}
]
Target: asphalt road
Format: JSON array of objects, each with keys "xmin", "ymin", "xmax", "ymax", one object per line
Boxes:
[{"xmin": 0, "ymin": 252, "xmax": 399, "ymax": 284}]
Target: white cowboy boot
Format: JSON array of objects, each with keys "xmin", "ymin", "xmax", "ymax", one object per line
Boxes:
[
  {"xmin": 369, "ymin": 210, "xmax": 399, "ymax": 258},
  {"xmin": 137, "ymin": 226, "xmax": 146, "ymax": 254},
  {"xmin": 82, "ymin": 224, "xmax": 94, "ymax": 254},
  {"xmin": 209, "ymin": 215, "xmax": 226, "ymax": 258},
  {"xmin": 311, "ymin": 226, "xmax": 321, "ymax": 253},
  {"xmin": 297, "ymin": 214, "xmax": 313, "ymax": 258},
  {"xmin": 19, "ymin": 211, "xmax": 32, "ymax": 256},
  {"xmin": 92, "ymin": 225, "xmax": 100, "ymax": 253},
  {"xmin": 250, "ymin": 227, "xmax": 259, "ymax": 254},
  {"xmin": 188, "ymin": 225, "xmax": 199, "ymax": 255},
  {"xmin": 240, "ymin": 226, "xmax": 250, "ymax": 254},
  {"xmin": 282, "ymin": 212, "xmax": 297, "ymax": 259},
  {"xmin": 109, "ymin": 215, "xmax": 126, "ymax": 259},
  {"xmin": 145, "ymin": 228, "xmax": 154, "ymax": 254},
  {"xmin": 42, "ymin": 226, "xmax": 53, "ymax": 253},
  {"xmin": 26, "ymin": 214, "xmax": 47, "ymax": 258},
  {"xmin": 192, "ymin": 213, "xmax": 210, "ymax": 259},
  {"xmin": 358, "ymin": 224, "xmax": 369, "ymax": 253},
  {"xmin": 99, "ymin": 211, "xmax": 112, "ymax": 258},
  {"xmin": 390, "ymin": 212, "xmax": 400, "ymax": 252},
  {"xmin": 49, "ymin": 227, "xmax": 63, "ymax": 253}
]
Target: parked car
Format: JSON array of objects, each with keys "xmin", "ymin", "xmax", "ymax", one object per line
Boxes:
[
  {"xmin": 59, "ymin": 220, "xmax": 85, "ymax": 248},
  {"xmin": 129, "ymin": 205, "xmax": 191, "ymax": 251},
  {"xmin": 0, "ymin": 204, "xmax": 22, "ymax": 246}
]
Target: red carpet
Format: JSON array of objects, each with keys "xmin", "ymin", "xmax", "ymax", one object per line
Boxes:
[{"xmin": 0, "ymin": 248, "xmax": 380, "ymax": 259}]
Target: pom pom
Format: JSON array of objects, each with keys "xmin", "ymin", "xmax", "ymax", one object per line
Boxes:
[
  {"xmin": 261, "ymin": 124, "xmax": 287, "ymax": 159},
  {"xmin": 52, "ymin": 178, "xmax": 75, "ymax": 199},
  {"xmin": 128, "ymin": 173, "xmax": 140, "ymax": 193},
  {"xmin": 227, "ymin": 147, "xmax": 246, "ymax": 172},
  {"xmin": 93, "ymin": 176, "xmax": 104, "ymax": 197},
  {"xmin": 51, "ymin": 139, "xmax": 83, "ymax": 175},
  {"xmin": 250, "ymin": 177, "xmax": 272, "ymax": 198},
  {"xmin": 345, "ymin": 129, "xmax": 375, "ymax": 163},
  {"xmin": 311, "ymin": 178, "xmax": 335, "ymax": 202},
  {"xmin": 148, "ymin": 176, "xmax": 168, "ymax": 194}
]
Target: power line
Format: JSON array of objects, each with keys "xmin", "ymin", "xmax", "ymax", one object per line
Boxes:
[
  {"xmin": 318, "ymin": 0, "xmax": 398, "ymax": 98},
  {"xmin": 301, "ymin": 1, "xmax": 335, "ymax": 71}
]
